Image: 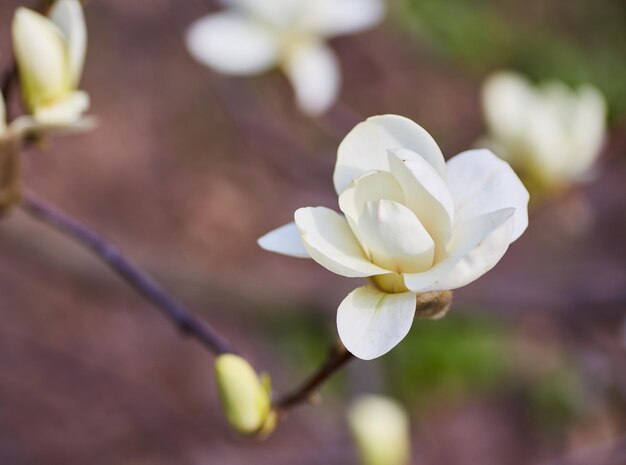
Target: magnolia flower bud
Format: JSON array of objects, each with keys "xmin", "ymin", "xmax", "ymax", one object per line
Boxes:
[
  {"xmin": 12, "ymin": 0, "xmax": 90, "ymax": 128},
  {"xmin": 214, "ymin": 354, "xmax": 274, "ymax": 436},
  {"xmin": 481, "ymin": 71, "xmax": 606, "ymax": 194},
  {"xmin": 348, "ymin": 395, "xmax": 410, "ymax": 465}
]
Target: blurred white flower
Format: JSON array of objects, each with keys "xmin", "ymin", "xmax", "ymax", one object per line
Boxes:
[
  {"xmin": 12, "ymin": 0, "xmax": 93, "ymax": 130},
  {"xmin": 482, "ymin": 71, "xmax": 607, "ymax": 192},
  {"xmin": 259, "ymin": 114, "xmax": 529, "ymax": 360},
  {"xmin": 185, "ymin": 0, "xmax": 386, "ymax": 115},
  {"xmin": 348, "ymin": 395, "xmax": 410, "ymax": 465}
]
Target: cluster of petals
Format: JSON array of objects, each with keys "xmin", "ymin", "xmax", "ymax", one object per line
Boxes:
[
  {"xmin": 185, "ymin": 0, "xmax": 385, "ymax": 115},
  {"xmin": 482, "ymin": 71, "xmax": 606, "ymax": 190},
  {"xmin": 259, "ymin": 115, "xmax": 529, "ymax": 359},
  {"xmin": 11, "ymin": 0, "xmax": 92, "ymax": 131}
]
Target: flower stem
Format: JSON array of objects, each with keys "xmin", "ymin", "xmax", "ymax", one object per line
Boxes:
[
  {"xmin": 274, "ymin": 343, "xmax": 354, "ymax": 411},
  {"xmin": 19, "ymin": 189, "xmax": 235, "ymax": 356}
]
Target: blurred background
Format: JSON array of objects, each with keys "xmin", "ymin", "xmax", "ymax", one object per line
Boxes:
[{"xmin": 0, "ymin": 0, "xmax": 625, "ymax": 464}]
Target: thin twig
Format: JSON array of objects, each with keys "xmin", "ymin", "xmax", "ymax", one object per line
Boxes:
[
  {"xmin": 275, "ymin": 344, "xmax": 354, "ymax": 411},
  {"xmin": 19, "ymin": 189, "xmax": 235, "ymax": 356}
]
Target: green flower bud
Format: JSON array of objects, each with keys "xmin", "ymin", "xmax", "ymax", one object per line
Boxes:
[
  {"xmin": 348, "ymin": 395, "xmax": 410, "ymax": 465},
  {"xmin": 214, "ymin": 354, "xmax": 273, "ymax": 436}
]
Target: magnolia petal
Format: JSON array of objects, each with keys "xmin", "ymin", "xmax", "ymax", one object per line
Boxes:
[
  {"xmin": 446, "ymin": 149, "xmax": 528, "ymax": 242},
  {"xmin": 49, "ymin": 0, "xmax": 86, "ymax": 87},
  {"xmin": 337, "ymin": 286, "xmax": 416, "ymax": 360},
  {"xmin": 403, "ymin": 208, "xmax": 515, "ymax": 292},
  {"xmin": 294, "ymin": 207, "xmax": 389, "ymax": 277},
  {"xmin": 12, "ymin": 7, "xmax": 71, "ymax": 110},
  {"xmin": 186, "ymin": 12, "xmax": 279, "ymax": 75},
  {"xmin": 257, "ymin": 222, "xmax": 309, "ymax": 258},
  {"xmin": 10, "ymin": 113, "xmax": 97, "ymax": 138},
  {"xmin": 221, "ymin": 0, "xmax": 304, "ymax": 28},
  {"xmin": 355, "ymin": 200, "xmax": 435, "ymax": 273},
  {"xmin": 481, "ymin": 71, "xmax": 532, "ymax": 145},
  {"xmin": 338, "ymin": 170, "xmax": 404, "ymax": 228},
  {"xmin": 33, "ymin": 90, "xmax": 89, "ymax": 126},
  {"xmin": 387, "ymin": 149, "xmax": 454, "ymax": 258},
  {"xmin": 306, "ymin": 0, "xmax": 385, "ymax": 37},
  {"xmin": 570, "ymin": 85, "xmax": 606, "ymax": 178},
  {"xmin": 334, "ymin": 115, "xmax": 446, "ymax": 194},
  {"xmin": 283, "ymin": 41, "xmax": 340, "ymax": 116}
]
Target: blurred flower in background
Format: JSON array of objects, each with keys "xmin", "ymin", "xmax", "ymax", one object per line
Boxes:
[
  {"xmin": 259, "ymin": 114, "xmax": 528, "ymax": 360},
  {"xmin": 347, "ymin": 394, "xmax": 410, "ymax": 465},
  {"xmin": 185, "ymin": 0, "xmax": 385, "ymax": 115},
  {"xmin": 481, "ymin": 71, "xmax": 607, "ymax": 197}
]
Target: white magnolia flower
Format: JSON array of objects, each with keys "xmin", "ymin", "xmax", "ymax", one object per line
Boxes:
[
  {"xmin": 259, "ymin": 115, "xmax": 529, "ymax": 360},
  {"xmin": 12, "ymin": 0, "xmax": 92, "ymax": 129},
  {"xmin": 185, "ymin": 0, "xmax": 386, "ymax": 115},
  {"xmin": 348, "ymin": 395, "xmax": 410, "ymax": 465},
  {"xmin": 482, "ymin": 71, "xmax": 607, "ymax": 191}
]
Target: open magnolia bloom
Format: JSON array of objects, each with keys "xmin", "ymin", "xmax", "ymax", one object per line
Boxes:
[
  {"xmin": 482, "ymin": 71, "xmax": 606, "ymax": 193},
  {"xmin": 185, "ymin": 0, "xmax": 385, "ymax": 115},
  {"xmin": 12, "ymin": 0, "xmax": 93, "ymax": 131},
  {"xmin": 259, "ymin": 115, "xmax": 529, "ymax": 360}
]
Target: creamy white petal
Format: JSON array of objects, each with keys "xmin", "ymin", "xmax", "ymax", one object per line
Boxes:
[
  {"xmin": 10, "ymin": 113, "xmax": 97, "ymax": 137},
  {"xmin": 257, "ymin": 222, "xmax": 309, "ymax": 258},
  {"xmin": 294, "ymin": 207, "xmax": 389, "ymax": 277},
  {"xmin": 12, "ymin": 7, "xmax": 71, "ymax": 110},
  {"xmin": 334, "ymin": 115, "xmax": 446, "ymax": 194},
  {"xmin": 33, "ymin": 90, "xmax": 89, "ymax": 125},
  {"xmin": 338, "ymin": 170, "xmax": 404, "ymax": 228},
  {"xmin": 186, "ymin": 12, "xmax": 279, "ymax": 75},
  {"xmin": 337, "ymin": 286, "xmax": 416, "ymax": 360},
  {"xmin": 283, "ymin": 41, "xmax": 340, "ymax": 116},
  {"xmin": 481, "ymin": 71, "xmax": 533, "ymax": 145},
  {"xmin": 388, "ymin": 149, "xmax": 454, "ymax": 257},
  {"xmin": 222, "ymin": 0, "xmax": 305, "ymax": 28},
  {"xmin": 569, "ymin": 85, "xmax": 606, "ymax": 177},
  {"xmin": 446, "ymin": 149, "xmax": 528, "ymax": 241},
  {"xmin": 305, "ymin": 0, "xmax": 385, "ymax": 37},
  {"xmin": 49, "ymin": 0, "xmax": 86, "ymax": 87},
  {"xmin": 403, "ymin": 208, "xmax": 515, "ymax": 292},
  {"xmin": 355, "ymin": 199, "xmax": 435, "ymax": 273}
]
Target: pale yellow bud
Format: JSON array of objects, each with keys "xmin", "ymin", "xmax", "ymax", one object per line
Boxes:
[
  {"xmin": 12, "ymin": 7, "xmax": 72, "ymax": 111},
  {"xmin": 214, "ymin": 354, "xmax": 273, "ymax": 436},
  {"xmin": 12, "ymin": 1, "xmax": 89, "ymax": 129},
  {"xmin": 348, "ymin": 395, "xmax": 410, "ymax": 465}
]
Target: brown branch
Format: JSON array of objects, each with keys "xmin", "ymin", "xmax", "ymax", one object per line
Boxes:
[
  {"xmin": 275, "ymin": 343, "xmax": 354, "ymax": 411},
  {"xmin": 19, "ymin": 189, "xmax": 236, "ymax": 356}
]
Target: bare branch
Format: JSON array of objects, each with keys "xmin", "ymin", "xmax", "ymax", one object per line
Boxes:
[{"xmin": 20, "ymin": 190, "xmax": 235, "ymax": 356}]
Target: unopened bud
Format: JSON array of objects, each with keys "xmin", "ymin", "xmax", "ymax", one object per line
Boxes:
[
  {"xmin": 348, "ymin": 395, "xmax": 410, "ymax": 465},
  {"xmin": 214, "ymin": 354, "xmax": 273, "ymax": 436}
]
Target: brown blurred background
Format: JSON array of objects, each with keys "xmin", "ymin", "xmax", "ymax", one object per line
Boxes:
[{"xmin": 0, "ymin": 0, "xmax": 625, "ymax": 464}]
